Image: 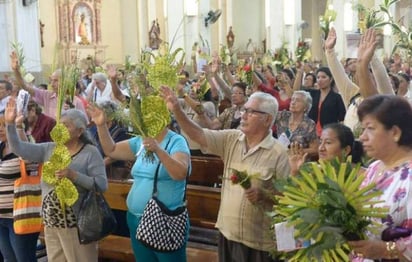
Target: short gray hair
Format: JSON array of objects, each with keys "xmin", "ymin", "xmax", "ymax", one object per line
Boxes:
[
  {"xmin": 92, "ymin": 72, "xmax": 108, "ymax": 82},
  {"xmin": 97, "ymin": 100, "xmax": 119, "ymax": 120},
  {"xmin": 249, "ymin": 91, "xmax": 278, "ymax": 125},
  {"xmin": 61, "ymin": 109, "xmax": 95, "ymax": 145},
  {"xmin": 293, "ymin": 90, "xmax": 312, "ymax": 113}
]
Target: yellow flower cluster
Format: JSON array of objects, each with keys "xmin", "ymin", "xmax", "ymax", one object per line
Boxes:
[
  {"xmin": 43, "ymin": 124, "xmax": 78, "ymax": 210},
  {"xmin": 141, "ymin": 95, "xmax": 170, "ymax": 138},
  {"xmin": 143, "ymin": 44, "xmax": 185, "ymax": 92}
]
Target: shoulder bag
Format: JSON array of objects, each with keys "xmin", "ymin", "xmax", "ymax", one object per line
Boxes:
[
  {"xmin": 13, "ymin": 160, "xmax": 43, "ymax": 234},
  {"xmin": 136, "ymin": 136, "xmax": 189, "ymax": 252},
  {"xmin": 77, "ymin": 184, "xmax": 117, "ymax": 244}
]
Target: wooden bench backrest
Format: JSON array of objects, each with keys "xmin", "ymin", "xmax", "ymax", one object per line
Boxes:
[
  {"xmin": 106, "ymin": 156, "xmax": 225, "ymax": 187},
  {"xmin": 104, "ymin": 180, "xmax": 129, "ymax": 211},
  {"xmin": 189, "ymin": 156, "xmax": 224, "ymax": 187},
  {"xmin": 104, "ymin": 181, "xmax": 221, "ymax": 229}
]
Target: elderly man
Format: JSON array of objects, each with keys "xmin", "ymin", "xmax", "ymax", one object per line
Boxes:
[
  {"xmin": 10, "ymin": 52, "xmax": 86, "ymax": 119},
  {"xmin": 160, "ymin": 86, "xmax": 290, "ymax": 262}
]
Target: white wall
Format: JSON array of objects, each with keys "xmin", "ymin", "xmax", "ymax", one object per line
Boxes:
[
  {"xmin": 0, "ymin": 1, "xmax": 41, "ymax": 72},
  {"xmin": 231, "ymin": 0, "xmax": 265, "ymax": 52}
]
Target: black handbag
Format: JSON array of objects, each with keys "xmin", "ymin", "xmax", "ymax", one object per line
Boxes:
[
  {"xmin": 77, "ymin": 184, "xmax": 117, "ymax": 244},
  {"xmin": 379, "ymin": 226, "xmax": 412, "ymax": 262},
  {"xmin": 136, "ymin": 137, "xmax": 189, "ymax": 252}
]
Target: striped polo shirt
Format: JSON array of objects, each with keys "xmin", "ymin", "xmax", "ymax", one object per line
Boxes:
[{"xmin": 0, "ymin": 142, "xmax": 21, "ymax": 218}]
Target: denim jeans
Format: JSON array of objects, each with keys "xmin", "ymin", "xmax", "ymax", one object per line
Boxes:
[{"xmin": 0, "ymin": 218, "xmax": 39, "ymax": 262}]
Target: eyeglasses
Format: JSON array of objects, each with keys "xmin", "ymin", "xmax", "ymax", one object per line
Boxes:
[{"xmin": 240, "ymin": 107, "xmax": 268, "ymax": 116}]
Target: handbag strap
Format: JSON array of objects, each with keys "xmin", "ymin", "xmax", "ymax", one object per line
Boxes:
[
  {"xmin": 19, "ymin": 159, "xmax": 43, "ymax": 179},
  {"xmin": 152, "ymin": 135, "xmax": 190, "ymax": 203}
]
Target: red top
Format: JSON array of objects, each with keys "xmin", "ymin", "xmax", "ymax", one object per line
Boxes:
[
  {"xmin": 258, "ymin": 83, "xmax": 291, "ymax": 111},
  {"xmin": 29, "ymin": 113, "xmax": 56, "ymax": 143}
]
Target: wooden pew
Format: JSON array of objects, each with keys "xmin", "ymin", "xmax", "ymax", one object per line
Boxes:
[
  {"xmin": 186, "ymin": 185, "xmax": 220, "ymax": 229},
  {"xmin": 99, "ymin": 154, "xmax": 223, "ymax": 261},
  {"xmin": 189, "ymin": 155, "xmax": 224, "ymax": 187},
  {"xmin": 99, "ymin": 179, "xmax": 220, "ymax": 261}
]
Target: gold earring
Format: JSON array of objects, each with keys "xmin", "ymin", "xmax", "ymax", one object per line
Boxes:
[{"xmin": 394, "ymin": 137, "xmax": 399, "ymax": 142}]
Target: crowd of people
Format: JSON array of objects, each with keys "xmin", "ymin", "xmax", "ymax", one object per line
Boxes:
[{"xmin": 0, "ymin": 25, "xmax": 411, "ymax": 262}]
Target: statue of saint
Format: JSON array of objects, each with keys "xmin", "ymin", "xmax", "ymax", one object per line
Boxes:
[
  {"xmin": 149, "ymin": 19, "xmax": 162, "ymax": 50},
  {"xmin": 226, "ymin": 26, "xmax": 235, "ymax": 49},
  {"xmin": 78, "ymin": 13, "xmax": 90, "ymax": 45},
  {"xmin": 246, "ymin": 38, "xmax": 255, "ymax": 53}
]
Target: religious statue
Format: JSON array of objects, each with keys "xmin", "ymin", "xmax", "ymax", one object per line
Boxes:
[
  {"xmin": 78, "ymin": 13, "xmax": 90, "ymax": 45},
  {"xmin": 149, "ymin": 19, "xmax": 162, "ymax": 50},
  {"xmin": 226, "ymin": 26, "xmax": 235, "ymax": 49},
  {"xmin": 39, "ymin": 20, "xmax": 45, "ymax": 48},
  {"xmin": 246, "ymin": 38, "xmax": 255, "ymax": 53}
]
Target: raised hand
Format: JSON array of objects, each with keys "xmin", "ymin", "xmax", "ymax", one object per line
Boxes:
[
  {"xmin": 324, "ymin": 27, "xmax": 337, "ymax": 50},
  {"xmin": 202, "ymin": 64, "xmax": 211, "ymax": 75},
  {"xmin": 10, "ymin": 52, "xmax": 19, "ymax": 72},
  {"xmin": 86, "ymin": 103, "xmax": 106, "ymax": 126},
  {"xmin": 106, "ymin": 65, "xmax": 117, "ymax": 80},
  {"xmin": 288, "ymin": 142, "xmax": 308, "ymax": 176},
  {"xmin": 159, "ymin": 86, "xmax": 179, "ymax": 112},
  {"xmin": 357, "ymin": 28, "xmax": 378, "ymax": 63},
  {"xmin": 5, "ymin": 97, "xmax": 17, "ymax": 125}
]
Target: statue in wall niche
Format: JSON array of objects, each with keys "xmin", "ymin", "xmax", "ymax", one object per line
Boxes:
[
  {"xmin": 149, "ymin": 19, "xmax": 162, "ymax": 50},
  {"xmin": 39, "ymin": 20, "xmax": 45, "ymax": 48},
  {"xmin": 246, "ymin": 38, "xmax": 255, "ymax": 53},
  {"xmin": 226, "ymin": 26, "xmax": 235, "ymax": 49},
  {"xmin": 262, "ymin": 38, "xmax": 266, "ymax": 53},
  {"xmin": 78, "ymin": 13, "xmax": 90, "ymax": 45}
]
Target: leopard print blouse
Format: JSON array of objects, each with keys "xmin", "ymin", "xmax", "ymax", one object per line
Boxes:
[{"xmin": 42, "ymin": 190, "xmax": 77, "ymax": 228}]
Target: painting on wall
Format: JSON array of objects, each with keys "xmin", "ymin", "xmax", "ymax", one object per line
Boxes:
[{"xmin": 73, "ymin": 3, "xmax": 93, "ymax": 45}]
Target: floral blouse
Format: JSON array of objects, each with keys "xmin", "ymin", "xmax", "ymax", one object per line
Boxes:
[
  {"xmin": 359, "ymin": 160, "xmax": 412, "ymax": 261},
  {"xmin": 275, "ymin": 110, "xmax": 317, "ymax": 148},
  {"xmin": 217, "ymin": 106, "xmax": 242, "ymax": 130}
]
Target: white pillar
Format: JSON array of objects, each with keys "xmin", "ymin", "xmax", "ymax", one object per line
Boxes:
[
  {"xmin": 166, "ymin": 0, "xmax": 185, "ymax": 52},
  {"xmin": 330, "ymin": 0, "xmax": 345, "ymax": 58},
  {"xmin": 137, "ymin": 0, "xmax": 149, "ymax": 51},
  {"xmin": 121, "ymin": 0, "xmax": 139, "ymax": 60},
  {"xmin": 197, "ymin": 0, "xmax": 211, "ymax": 54},
  {"xmin": 267, "ymin": 0, "xmax": 285, "ymax": 51},
  {"xmin": 310, "ymin": 0, "xmax": 323, "ymax": 63},
  {"xmin": 0, "ymin": 2, "xmax": 13, "ymax": 72},
  {"xmin": 283, "ymin": 0, "xmax": 302, "ymax": 59},
  {"xmin": 217, "ymin": 0, "xmax": 226, "ymax": 48},
  {"xmin": 15, "ymin": 1, "xmax": 41, "ymax": 72}
]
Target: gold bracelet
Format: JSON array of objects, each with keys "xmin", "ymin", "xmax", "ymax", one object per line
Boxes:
[{"xmin": 386, "ymin": 241, "xmax": 398, "ymax": 259}]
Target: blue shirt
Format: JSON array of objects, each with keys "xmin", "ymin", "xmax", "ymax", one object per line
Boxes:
[{"xmin": 126, "ymin": 130, "xmax": 190, "ymax": 216}]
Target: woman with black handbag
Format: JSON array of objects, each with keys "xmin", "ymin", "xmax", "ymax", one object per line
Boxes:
[
  {"xmin": 5, "ymin": 98, "xmax": 107, "ymax": 261},
  {"xmin": 87, "ymin": 103, "xmax": 191, "ymax": 261}
]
